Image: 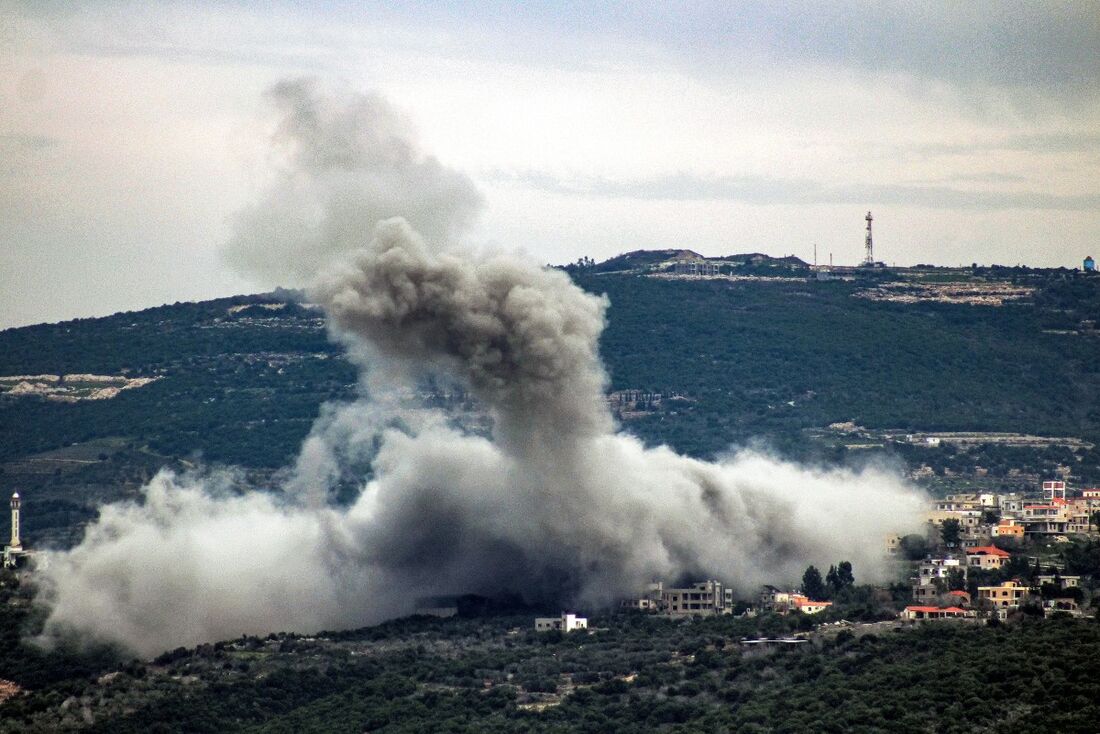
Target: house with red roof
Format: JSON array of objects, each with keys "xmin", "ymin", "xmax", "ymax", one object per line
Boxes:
[
  {"xmin": 946, "ymin": 590, "xmax": 971, "ymax": 606},
  {"xmin": 966, "ymin": 545, "xmax": 1011, "ymax": 570}
]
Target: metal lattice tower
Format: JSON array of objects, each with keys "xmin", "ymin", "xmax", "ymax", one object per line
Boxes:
[{"xmin": 863, "ymin": 211, "xmax": 874, "ymax": 266}]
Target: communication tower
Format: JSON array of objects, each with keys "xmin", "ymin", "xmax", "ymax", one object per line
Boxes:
[{"xmin": 863, "ymin": 211, "xmax": 874, "ymax": 266}]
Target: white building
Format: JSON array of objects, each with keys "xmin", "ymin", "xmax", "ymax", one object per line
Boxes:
[{"xmin": 535, "ymin": 612, "xmax": 588, "ymax": 632}]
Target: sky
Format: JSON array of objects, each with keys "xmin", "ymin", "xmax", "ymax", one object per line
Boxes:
[{"xmin": 2, "ymin": 1, "xmax": 1098, "ymax": 329}]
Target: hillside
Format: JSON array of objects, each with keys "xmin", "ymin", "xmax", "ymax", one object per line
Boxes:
[
  {"xmin": 2, "ymin": 586, "xmax": 1099, "ymax": 733},
  {"xmin": 2, "ymin": 261, "xmax": 1100, "ymax": 547}
]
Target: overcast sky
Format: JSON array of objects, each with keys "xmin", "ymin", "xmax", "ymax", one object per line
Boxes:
[{"xmin": 2, "ymin": 1, "xmax": 1099, "ymax": 328}]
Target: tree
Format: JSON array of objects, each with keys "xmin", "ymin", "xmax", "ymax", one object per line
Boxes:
[
  {"xmin": 837, "ymin": 561, "xmax": 855, "ymax": 588},
  {"xmin": 940, "ymin": 519, "xmax": 962, "ymax": 548},
  {"xmin": 946, "ymin": 567, "xmax": 967, "ymax": 592},
  {"xmin": 899, "ymin": 534, "xmax": 930, "ymax": 561},
  {"xmin": 825, "ymin": 565, "xmax": 839, "ymax": 597},
  {"xmin": 802, "ymin": 566, "xmax": 826, "ymax": 601}
]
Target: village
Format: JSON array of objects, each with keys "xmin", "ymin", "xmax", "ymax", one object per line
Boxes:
[{"xmin": 535, "ymin": 479, "xmax": 1100, "ymax": 634}]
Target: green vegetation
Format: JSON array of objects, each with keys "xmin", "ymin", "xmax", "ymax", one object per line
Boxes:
[
  {"xmin": 3, "ymin": 581, "xmax": 1100, "ymax": 734},
  {"xmin": 2, "ymin": 265, "xmax": 1099, "ymax": 547}
]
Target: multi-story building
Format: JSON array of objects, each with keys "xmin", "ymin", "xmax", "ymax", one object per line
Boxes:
[
  {"xmin": 663, "ymin": 580, "xmax": 734, "ymax": 617},
  {"xmin": 1021, "ymin": 503, "xmax": 1071, "ymax": 536},
  {"xmin": 966, "ymin": 545, "xmax": 1011, "ymax": 570},
  {"xmin": 978, "ymin": 580, "xmax": 1031, "ymax": 610},
  {"xmin": 911, "ymin": 557, "xmax": 966, "ymax": 603}
]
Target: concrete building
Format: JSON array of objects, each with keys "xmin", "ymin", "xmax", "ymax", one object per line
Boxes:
[
  {"xmin": 966, "ymin": 545, "xmax": 1011, "ymax": 570},
  {"xmin": 1037, "ymin": 574, "xmax": 1081, "ymax": 589},
  {"xmin": 978, "ymin": 580, "xmax": 1030, "ymax": 610},
  {"xmin": 662, "ymin": 580, "xmax": 734, "ymax": 617},
  {"xmin": 992, "ymin": 519, "xmax": 1025, "ymax": 539},
  {"xmin": 911, "ymin": 557, "xmax": 966, "ymax": 603},
  {"xmin": 535, "ymin": 613, "xmax": 588, "ymax": 632},
  {"xmin": 673, "ymin": 260, "xmax": 721, "ymax": 277},
  {"xmin": 620, "ymin": 581, "xmax": 665, "ymax": 611},
  {"xmin": 1021, "ymin": 503, "xmax": 1071, "ymax": 536},
  {"xmin": 1042, "ymin": 480, "xmax": 1067, "ymax": 501}
]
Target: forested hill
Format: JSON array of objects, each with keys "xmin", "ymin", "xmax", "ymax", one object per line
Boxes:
[{"xmin": 1, "ymin": 263, "xmax": 1099, "ymax": 546}]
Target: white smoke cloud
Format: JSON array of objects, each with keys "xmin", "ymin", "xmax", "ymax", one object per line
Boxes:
[{"xmin": 36, "ymin": 81, "xmax": 927, "ymax": 658}]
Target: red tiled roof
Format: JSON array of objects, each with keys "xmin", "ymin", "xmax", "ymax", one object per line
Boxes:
[{"xmin": 967, "ymin": 545, "xmax": 1010, "ymax": 557}]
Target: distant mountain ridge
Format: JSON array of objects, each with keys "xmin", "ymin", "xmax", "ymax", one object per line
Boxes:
[{"xmin": 582, "ymin": 249, "xmax": 810, "ymax": 273}]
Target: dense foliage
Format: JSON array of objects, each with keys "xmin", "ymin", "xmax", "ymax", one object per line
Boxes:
[{"xmin": 2, "ymin": 597, "xmax": 1100, "ymax": 733}]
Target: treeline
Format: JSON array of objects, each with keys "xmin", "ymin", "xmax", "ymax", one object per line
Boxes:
[{"xmin": 4, "ymin": 599, "xmax": 1100, "ymax": 733}]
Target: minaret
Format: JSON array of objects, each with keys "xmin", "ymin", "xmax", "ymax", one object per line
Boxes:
[
  {"xmin": 863, "ymin": 211, "xmax": 874, "ymax": 266},
  {"xmin": 9, "ymin": 493, "xmax": 21, "ymax": 551}
]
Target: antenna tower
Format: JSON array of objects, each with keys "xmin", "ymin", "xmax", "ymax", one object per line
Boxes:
[{"xmin": 863, "ymin": 211, "xmax": 874, "ymax": 266}]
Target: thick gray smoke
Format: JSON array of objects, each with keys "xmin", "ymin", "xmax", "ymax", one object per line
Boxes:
[
  {"xmin": 222, "ymin": 78, "xmax": 482, "ymax": 286},
  {"xmin": 37, "ymin": 82, "xmax": 927, "ymax": 658}
]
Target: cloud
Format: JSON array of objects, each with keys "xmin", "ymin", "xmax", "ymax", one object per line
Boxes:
[{"xmin": 494, "ymin": 170, "xmax": 1100, "ymax": 211}]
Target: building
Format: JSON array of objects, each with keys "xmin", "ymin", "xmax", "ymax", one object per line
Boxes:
[
  {"xmin": 790, "ymin": 596, "xmax": 832, "ymax": 615},
  {"xmin": 1085, "ymin": 255, "xmax": 1096, "ymax": 272},
  {"xmin": 620, "ymin": 581, "xmax": 664, "ymax": 611},
  {"xmin": 1037, "ymin": 574, "xmax": 1081, "ymax": 589},
  {"xmin": 535, "ymin": 613, "xmax": 588, "ymax": 632},
  {"xmin": 978, "ymin": 580, "xmax": 1030, "ymax": 610},
  {"xmin": 966, "ymin": 545, "xmax": 1011, "ymax": 570},
  {"xmin": 1042, "ymin": 480, "xmax": 1067, "ymax": 501},
  {"xmin": 946, "ymin": 590, "xmax": 971, "ymax": 606},
  {"xmin": 673, "ymin": 260, "xmax": 721, "ymax": 277},
  {"xmin": 999, "ymin": 495, "xmax": 1026, "ymax": 516},
  {"xmin": 1021, "ymin": 503, "xmax": 1071, "ymax": 536},
  {"xmin": 662, "ymin": 580, "xmax": 734, "ymax": 617},
  {"xmin": 911, "ymin": 557, "xmax": 967, "ymax": 603},
  {"xmin": 758, "ymin": 587, "xmax": 831, "ymax": 615},
  {"xmin": 900, "ymin": 606, "xmax": 975, "ymax": 621},
  {"xmin": 992, "ymin": 519, "xmax": 1025, "ymax": 539}
]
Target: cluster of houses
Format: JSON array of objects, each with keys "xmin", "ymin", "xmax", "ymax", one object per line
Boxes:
[
  {"xmin": 896, "ymin": 480, "xmax": 1097, "ymax": 622},
  {"xmin": 535, "ymin": 481, "xmax": 1098, "ymax": 632},
  {"xmin": 903, "ymin": 481, "xmax": 1100, "ymax": 550}
]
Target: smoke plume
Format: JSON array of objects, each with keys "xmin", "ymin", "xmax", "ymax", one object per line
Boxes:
[
  {"xmin": 37, "ymin": 82, "xmax": 926, "ymax": 657},
  {"xmin": 222, "ymin": 78, "xmax": 482, "ymax": 286}
]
